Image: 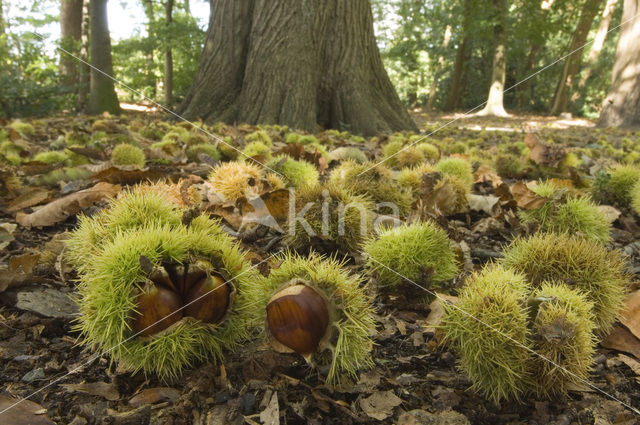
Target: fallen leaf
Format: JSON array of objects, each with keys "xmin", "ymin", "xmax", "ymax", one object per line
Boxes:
[
  {"xmin": 524, "ymin": 133, "xmax": 567, "ymax": 167},
  {"xmin": 597, "ymin": 205, "xmax": 621, "ymax": 224},
  {"xmin": 468, "ymin": 194, "xmax": 501, "ymax": 216},
  {"xmin": 6, "ymin": 188, "xmax": 51, "ymax": 213},
  {"xmin": 15, "ymin": 182, "xmax": 120, "ymax": 228},
  {"xmin": 2, "ymin": 287, "xmax": 78, "ymax": 318},
  {"xmin": 601, "ymin": 324, "xmax": 640, "ymax": 360},
  {"xmin": 62, "ymin": 381, "xmax": 120, "ymax": 401},
  {"xmin": 511, "ymin": 181, "xmax": 549, "ymax": 209},
  {"xmin": 128, "ymin": 387, "xmax": 180, "ymax": 407},
  {"xmin": 473, "ymin": 163, "xmax": 503, "ymax": 187},
  {"xmin": 618, "ymin": 354, "xmax": 640, "ymax": 376},
  {"xmin": 359, "ymin": 390, "xmax": 402, "ymax": 421},
  {"xmin": 259, "ymin": 391, "xmax": 279, "ymax": 425},
  {"xmin": 238, "ymin": 188, "xmax": 290, "ymax": 231},
  {"xmin": 0, "ymin": 223, "xmax": 17, "ymax": 250},
  {"xmin": 423, "ymin": 294, "xmax": 458, "ymax": 334},
  {"xmin": 0, "ymin": 395, "xmax": 55, "ymax": 425},
  {"xmin": 621, "ymin": 290, "xmax": 640, "ymax": 340},
  {"xmin": 91, "ymin": 165, "xmax": 178, "ymax": 185}
]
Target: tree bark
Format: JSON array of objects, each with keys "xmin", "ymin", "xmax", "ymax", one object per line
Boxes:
[
  {"xmin": 427, "ymin": 23, "xmax": 452, "ymax": 110},
  {"xmin": 164, "ymin": 0, "xmax": 174, "ymax": 106},
  {"xmin": 142, "ymin": 0, "xmax": 157, "ymax": 98},
  {"xmin": 477, "ymin": 0, "xmax": 508, "ymax": 117},
  {"xmin": 444, "ymin": 0, "xmax": 472, "ymax": 112},
  {"xmin": 0, "ymin": 0, "xmax": 5, "ymax": 35},
  {"xmin": 77, "ymin": 0, "xmax": 90, "ymax": 110},
  {"xmin": 598, "ymin": 0, "xmax": 640, "ymax": 128},
  {"xmin": 550, "ymin": 0, "xmax": 603, "ymax": 115},
  {"xmin": 571, "ymin": 0, "xmax": 620, "ymax": 105},
  {"xmin": 178, "ymin": 0, "xmax": 416, "ymax": 136},
  {"xmin": 60, "ymin": 0, "xmax": 84, "ymax": 90},
  {"xmin": 86, "ymin": 0, "xmax": 121, "ymax": 115}
]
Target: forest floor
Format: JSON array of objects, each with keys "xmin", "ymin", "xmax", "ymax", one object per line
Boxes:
[{"xmin": 1, "ymin": 111, "xmax": 640, "ymax": 425}]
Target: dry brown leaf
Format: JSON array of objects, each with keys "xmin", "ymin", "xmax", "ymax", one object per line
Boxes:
[
  {"xmin": 423, "ymin": 294, "xmax": 458, "ymax": 334},
  {"xmin": 511, "ymin": 181, "xmax": 549, "ymax": 210},
  {"xmin": 238, "ymin": 188, "xmax": 290, "ymax": 229},
  {"xmin": 359, "ymin": 390, "xmax": 403, "ymax": 421},
  {"xmin": 15, "ymin": 182, "xmax": 120, "ymax": 228},
  {"xmin": 62, "ymin": 381, "xmax": 120, "ymax": 401},
  {"xmin": 524, "ymin": 133, "xmax": 566, "ymax": 167},
  {"xmin": 601, "ymin": 324, "xmax": 640, "ymax": 360},
  {"xmin": 91, "ymin": 165, "xmax": 178, "ymax": 185},
  {"xmin": 468, "ymin": 194, "xmax": 501, "ymax": 216},
  {"xmin": 0, "ymin": 395, "xmax": 55, "ymax": 425},
  {"xmin": 473, "ymin": 163, "xmax": 503, "ymax": 187},
  {"xmin": 128, "ymin": 387, "xmax": 181, "ymax": 407},
  {"xmin": 621, "ymin": 290, "xmax": 640, "ymax": 340},
  {"xmin": 6, "ymin": 188, "xmax": 51, "ymax": 213}
]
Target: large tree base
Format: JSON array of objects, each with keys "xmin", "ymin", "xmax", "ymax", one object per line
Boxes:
[{"xmin": 178, "ymin": 0, "xmax": 417, "ymax": 136}]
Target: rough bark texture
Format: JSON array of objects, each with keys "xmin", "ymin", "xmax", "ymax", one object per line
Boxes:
[
  {"xmin": 86, "ymin": 0, "xmax": 121, "ymax": 115},
  {"xmin": 571, "ymin": 0, "xmax": 619, "ymax": 105},
  {"xmin": 598, "ymin": 0, "xmax": 640, "ymax": 128},
  {"xmin": 164, "ymin": 0, "xmax": 174, "ymax": 106},
  {"xmin": 77, "ymin": 0, "xmax": 90, "ymax": 110},
  {"xmin": 179, "ymin": 0, "xmax": 416, "ymax": 136},
  {"xmin": 477, "ymin": 0, "xmax": 508, "ymax": 117},
  {"xmin": 444, "ymin": 0, "xmax": 472, "ymax": 111},
  {"xmin": 60, "ymin": 0, "xmax": 84, "ymax": 89},
  {"xmin": 550, "ymin": 0, "xmax": 603, "ymax": 115}
]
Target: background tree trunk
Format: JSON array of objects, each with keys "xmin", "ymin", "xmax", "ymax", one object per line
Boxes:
[
  {"xmin": 477, "ymin": 0, "xmax": 508, "ymax": 117},
  {"xmin": 142, "ymin": 0, "xmax": 157, "ymax": 98},
  {"xmin": 0, "ymin": 0, "xmax": 5, "ymax": 35},
  {"xmin": 598, "ymin": 0, "xmax": 640, "ymax": 127},
  {"xmin": 164, "ymin": 0, "xmax": 174, "ymax": 106},
  {"xmin": 444, "ymin": 0, "xmax": 472, "ymax": 111},
  {"xmin": 571, "ymin": 0, "xmax": 620, "ymax": 105},
  {"xmin": 86, "ymin": 0, "xmax": 121, "ymax": 115},
  {"xmin": 77, "ymin": 0, "xmax": 90, "ymax": 110},
  {"xmin": 550, "ymin": 0, "xmax": 603, "ymax": 115},
  {"xmin": 179, "ymin": 0, "xmax": 416, "ymax": 136},
  {"xmin": 427, "ymin": 23, "xmax": 452, "ymax": 110},
  {"xmin": 60, "ymin": 0, "xmax": 84, "ymax": 90}
]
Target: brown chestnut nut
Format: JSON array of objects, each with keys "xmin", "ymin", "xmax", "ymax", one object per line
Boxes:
[
  {"xmin": 131, "ymin": 283, "xmax": 183, "ymax": 337},
  {"xmin": 184, "ymin": 274, "xmax": 231, "ymax": 323},
  {"xmin": 266, "ymin": 285, "xmax": 330, "ymax": 357}
]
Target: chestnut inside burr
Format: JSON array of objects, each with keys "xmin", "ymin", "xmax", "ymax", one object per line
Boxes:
[{"xmin": 131, "ymin": 260, "xmax": 232, "ymax": 337}]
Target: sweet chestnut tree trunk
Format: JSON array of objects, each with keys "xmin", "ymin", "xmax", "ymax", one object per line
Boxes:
[{"xmin": 178, "ymin": 0, "xmax": 417, "ymax": 136}]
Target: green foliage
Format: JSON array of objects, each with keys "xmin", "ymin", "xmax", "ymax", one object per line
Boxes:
[
  {"xmin": 501, "ymin": 233, "xmax": 627, "ymax": 335},
  {"xmin": 518, "ymin": 182, "xmax": 611, "ymax": 242},
  {"xmin": 111, "ymin": 144, "xmax": 146, "ymax": 168},
  {"xmin": 363, "ymin": 221, "xmax": 459, "ymax": 290},
  {"xmin": 262, "ymin": 251, "xmax": 375, "ymax": 385}
]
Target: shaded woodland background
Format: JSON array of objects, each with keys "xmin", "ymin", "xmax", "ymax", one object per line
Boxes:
[{"xmin": 0, "ymin": 0, "xmax": 632, "ymax": 122}]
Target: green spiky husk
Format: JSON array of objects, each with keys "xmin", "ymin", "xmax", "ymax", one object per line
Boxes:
[
  {"xmin": 284, "ymin": 183, "xmax": 375, "ymax": 254},
  {"xmin": 441, "ymin": 265, "xmax": 534, "ymax": 403},
  {"xmin": 363, "ymin": 221, "xmax": 459, "ymax": 290},
  {"xmin": 262, "ymin": 251, "xmax": 375, "ymax": 385},
  {"xmin": 329, "ymin": 160, "xmax": 413, "ymax": 214},
  {"xmin": 529, "ymin": 282, "xmax": 596, "ymax": 398},
  {"xmin": 434, "ymin": 157, "xmax": 474, "ymax": 188},
  {"xmin": 65, "ymin": 188, "xmax": 185, "ymax": 274},
  {"xmin": 518, "ymin": 182, "xmax": 611, "ymax": 243},
  {"xmin": 111, "ymin": 144, "xmax": 146, "ymax": 168},
  {"xmin": 74, "ymin": 222, "xmax": 264, "ymax": 379},
  {"xmin": 501, "ymin": 233, "xmax": 627, "ymax": 335},
  {"xmin": 592, "ymin": 164, "xmax": 640, "ymax": 207}
]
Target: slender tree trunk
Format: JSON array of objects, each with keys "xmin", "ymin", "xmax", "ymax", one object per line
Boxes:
[
  {"xmin": 142, "ymin": 0, "xmax": 157, "ymax": 98},
  {"xmin": 571, "ymin": 0, "xmax": 620, "ymax": 105},
  {"xmin": 86, "ymin": 0, "xmax": 121, "ymax": 115},
  {"xmin": 598, "ymin": 0, "xmax": 640, "ymax": 127},
  {"xmin": 477, "ymin": 0, "xmax": 508, "ymax": 117},
  {"xmin": 444, "ymin": 0, "xmax": 472, "ymax": 111},
  {"xmin": 427, "ymin": 23, "xmax": 452, "ymax": 110},
  {"xmin": 179, "ymin": 0, "xmax": 416, "ymax": 136},
  {"xmin": 77, "ymin": 0, "xmax": 90, "ymax": 110},
  {"xmin": 164, "ymin": 0, "xmax": 174, "ymax": 106},
  {"xmin": 60, "ymin": 0, "xmax": 84, "ymax": 91},
  {"xmin": 0, "ymin": 0, "xmax": 5, "ymax": 35},
  {"xmin": 550, "ymin": 0, "xmax": 603, "ymax": 115}
]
